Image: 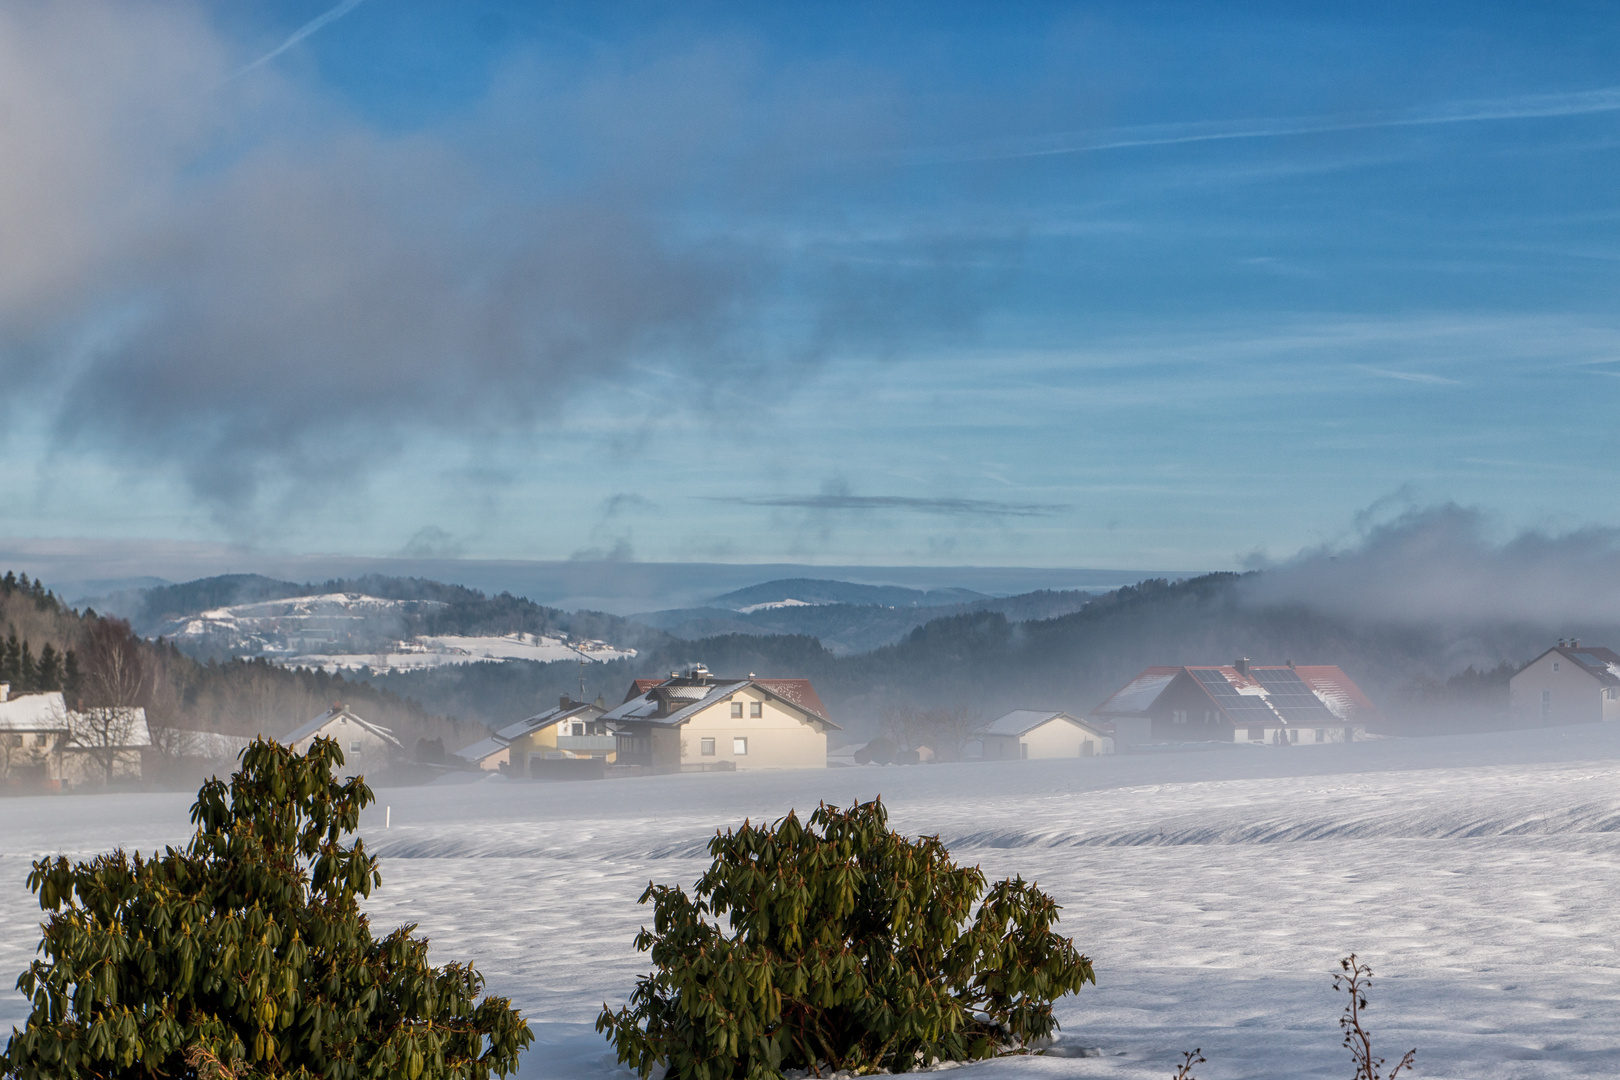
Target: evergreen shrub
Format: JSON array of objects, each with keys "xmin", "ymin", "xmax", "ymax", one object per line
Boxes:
[
  {"xmin": 598, "ymin": 797, "xmax": 1094, "ymax": 1078},
  {"xmin": 1, "ymin": 737, "xmax": 531, "ymax": 1079}
]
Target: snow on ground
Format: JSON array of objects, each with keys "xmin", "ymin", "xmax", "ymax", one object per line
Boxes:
[
  {"xmin": 4, "ymin": 725, "xmax": 1620, "ymax": 1078},
  {"xmin": 282, "ymin": 633, "xmax": 636, "ymax": 673}
]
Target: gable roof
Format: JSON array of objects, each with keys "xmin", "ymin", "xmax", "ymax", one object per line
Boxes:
[
  {"xmin": 454, "ymin": 735, "xmax": 509, "ymax": 765},
  {"xmin": 1090, "ymin": 667, "xmax": 1182, "ymax": 716},
  {"xmin": 977, "ymin": 710, "xmax": 1108, "ymax": 738},
  {"xmin": 490, "ymin": 700, "xmax": 603, "ymax": 743},
  {"xmin": 284, "ymin": 705, "xmax": 402, "ymax": 749},
  {"xmin": 1090, "ymin": 664, "xmax": 1378, "ymax": 729},
  {"xmin": 1520, "ymin": 645, "xmax": 1620, "ymax": 687},
  {"xmin": 603, "ymin": 675, "xmax": 840, "ymax": 730}
]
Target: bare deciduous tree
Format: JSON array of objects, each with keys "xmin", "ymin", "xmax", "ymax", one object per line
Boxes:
[{"xmin": 71, "ymin": 617, "xmax": 152, "ymax": 785}]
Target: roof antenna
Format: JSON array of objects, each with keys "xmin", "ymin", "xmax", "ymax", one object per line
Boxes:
[{"xmin": 579, "ymin": 654, "xmax": 586, "ymax": 703}]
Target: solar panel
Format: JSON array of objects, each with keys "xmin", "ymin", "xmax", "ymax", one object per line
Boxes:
[
  {"xmin": 1191, "ymin": 668, "xmax": 1278, "ymax": 724},
  {"xmin": 1251, "ymin": 668, "xmax": 1340, "ymax": 724}
]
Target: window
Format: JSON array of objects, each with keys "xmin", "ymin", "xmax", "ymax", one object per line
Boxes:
[
  {"xmin": 1553, "ymin": 662, "xmax": 1560, "ymax": 672},
  {"xmin": 1172, "ymin": 709, "xmax": 1187, "ymax": 724},
  {"xmin": 750, "ymin": 701, "xmax": 762, "ymax": 718},
  {"xmin": 730, "ymin": 701, "xmax": 743, "ymax": 718},
  {"xmin": 733, "ymin": 737, "xmax": 748, "ymax": 755},
  {"xmin": 700, "ymin": 737, "xmax": 715, "ymax": 756},
  {"xmin": 34, "ymin": 732, "xmax": 48, "ymax": 747},
  {"xmin": 571, "ymin": 723, "xmax": 585, "ymax": 736},
  {"xmin": 1607, "ymin": 688, "xmax": 1618, "ymax": 701},
  {"xmin": 350, "ymin": 740, "xmax": 362, "ymax": 753},
  {"xmin": 2, "ymin": 733, "xmax": 19, "ymax": 748},
  {"xmin": 1288, "ymin": 729, "xmax": 1299, "ymax": 744}
]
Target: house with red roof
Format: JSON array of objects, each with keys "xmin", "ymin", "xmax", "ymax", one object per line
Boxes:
[
  {"xmin": 1509, "ymin": 640, "xmax": 1620, "ymax": 727},
  {"xmin": 1089, "ymin": 659, "xmax": 1380, "ymax": 746},
  {"xmin": 603, "ymin": 665, "xmax": 839, "ymax": 771}
]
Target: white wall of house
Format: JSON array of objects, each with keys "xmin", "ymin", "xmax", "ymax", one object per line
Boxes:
[
  {"xmin": 678, "ymin": 686, "xmax": 827, "ymax": 770},
  {"xmin": 1234, "ymin": 725, "xmax": 1352, "ymax": 745},
  {"xmin": 981, "ymin": 717, "xmax": 1113, "ymax": 759},
  {"xmin": 1509, "ymin": 653, "xmax": 1617, "ymax": 726},
  {"xmin": 1020, "ymin": 716, "xmax": 1113, "ymax": 758}
]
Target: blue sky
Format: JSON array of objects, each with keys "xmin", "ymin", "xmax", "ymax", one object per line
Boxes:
[{"xmin": 3, "ymin": 1, "xmax": 1620, "ymax": 571}]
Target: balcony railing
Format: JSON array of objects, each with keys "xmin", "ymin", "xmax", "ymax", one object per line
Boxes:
[{"xmin": 556, "ymin": 735, "xmax": 617, "ymax": 752}]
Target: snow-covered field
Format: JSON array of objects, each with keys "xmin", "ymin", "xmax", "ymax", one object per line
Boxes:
[{"xmin": 4, "ymin": 725, "xmax": 1620, "ymax": 1078}]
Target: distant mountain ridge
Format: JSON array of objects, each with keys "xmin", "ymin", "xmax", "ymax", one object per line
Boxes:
[
  {"xmin": 709, "ymin": 578, "xmax": 991, "ymax": 611},
  {"xmin": 635, "ymin": 584, "xmax": 1096, "ymax": 656}
]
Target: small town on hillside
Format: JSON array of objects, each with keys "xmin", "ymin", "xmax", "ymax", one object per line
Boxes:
[{"xmin": 2, "ymin": 642, "xmax": 1608, "ymax": 790}]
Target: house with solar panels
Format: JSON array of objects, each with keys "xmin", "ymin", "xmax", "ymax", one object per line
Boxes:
[
  {"xmin": 1088, "ymin": 659, "xmax": 1380, "ymax": 745},
  {"xmin": 1508, "ymin": 641, "xmax": 1620, "ymax": 727}
]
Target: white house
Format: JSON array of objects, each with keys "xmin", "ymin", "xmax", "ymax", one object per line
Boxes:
[
  {"xmin": 1509, "ymin": 642, "xmax": 1620, "ymax": 727},
  {"xmin": 455, "ymin": 695, "xmax": 611, "ymax": 775},
  {"xmin": 602, "ymin": 665, "xmax": 838, "ymax": 772},
  {"xmin": 0, "ymin": 685, "xmax": 150, "ymax": 786},
  {"xmin": 284, "ymin": 704, "xmax": 402, "ymax": 770},
  {"xmin": 973, "ymin": 710, "xmax": 1113, "ymax": 760}
]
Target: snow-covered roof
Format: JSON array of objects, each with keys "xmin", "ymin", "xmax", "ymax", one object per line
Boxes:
[
  {"xmin": 1091, "ymin": 668, "xmax": 1180, "ymax": 716},
  {"xmin": 67, "ymin": 708, "xmax": 151, "ymax": 749},
  {"xmin": 602, "ymin": 676, "xmax": 840, "ymax": 730},
  {"xmin": 1090, "ymin": 664, "xmax": 1379, "ymax": 729},
  {"xmin": 0, "ymin": 691, "xmax": 67, "ymax": 731},
  {"xmin": 976, "ymin": 710, "xmax": 1106, "ymax": 738},
  {"xmin": 490, "ymin": 700, "xmax": 602, "ymax": 743},
  {"xmin": 454, "ymin": 736, "xmax": 509, "ymax": 764},
  {"xmin": 284, "ymin": 705, "xmax": 402, "ymax": 749}
]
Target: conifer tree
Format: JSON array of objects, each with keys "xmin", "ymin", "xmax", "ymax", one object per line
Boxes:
[{"xmin": 1, "ymin": 737, "xmax": 533, "ymax": 1079}]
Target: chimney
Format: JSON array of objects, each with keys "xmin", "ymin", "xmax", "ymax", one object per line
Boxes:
[
  {"xmin": 1234, "ymin": 657, "xmax": 1250, "ymax": 676},
  {"xmin": 1559, "ymin": 639, "xmax": 1567, "ymax": 648},
  {"xmin": 559, "ymin": 694, "xmax": 572, "ymax": 710},
  {"xmin": 1572, "ymin": 638, "xmax": 1580, "ymax": 649}
]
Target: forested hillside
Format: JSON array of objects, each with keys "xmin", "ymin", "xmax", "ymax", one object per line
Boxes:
[
  {"xmin": 0, "ymin": 572, "xmax": 467, "ymax": 759},
  {"xmin": 633, "ymin": 588, "xmax": 1095, "ymax": 655}
]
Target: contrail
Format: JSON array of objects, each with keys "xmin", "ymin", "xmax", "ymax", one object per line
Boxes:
[
  {"xmin": 907, "ymin": 86, "xmax": 1620, "ymax": 166},
  {"xmin": 230, "ymin": 0, "xmax": 370, "ymax": 80}
]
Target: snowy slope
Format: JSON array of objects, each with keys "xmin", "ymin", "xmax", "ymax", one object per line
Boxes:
[
  {"xmin": 4, "ymin": 725, "xmax": 1620, "ymax": 1078},
  {"xmin": 282, "ymin": 633, "xmax": 636, "ymax": 673},
  {"xmin": 157, "ymin": 593, "xmax": 635, "ymax": 672}
]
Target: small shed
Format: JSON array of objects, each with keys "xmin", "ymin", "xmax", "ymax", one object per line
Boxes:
[{"xmin": 975, "ymin": 710, "xmax": 1113, "ymax": 760}]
